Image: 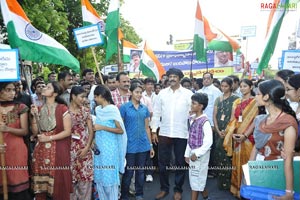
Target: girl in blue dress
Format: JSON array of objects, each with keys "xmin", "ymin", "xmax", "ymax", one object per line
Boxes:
[{"xmin": 93, "ymin": 85, "xmax": 127, "ymax": 200}]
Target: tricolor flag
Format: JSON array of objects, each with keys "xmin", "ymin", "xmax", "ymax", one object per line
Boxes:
[
  {"xmin": 257, "ymin": 0, "xmax": 288, "ymax": 74},
  {"xmin": 204, "ymin": 17, "xmax": 240, "ymax": 53},
  {"xmin": 0, "ymin": 0, "xmax": 80, "ymax": 72},
  {"xmin": 123, "ymin": 40, "xmax": 138, "ymax": 63},
  {"xmin": 139, "ymin": 41, "xmax": 165, "ymax": 82},
  {"xmin": 193, "ymin": 1, "xmax": 206, "ymax": 62},
  {"xmin": 105, "ymin": 0, "xmax": 120, "ymax": 62},
  {"xmin": 81, "ymin": 0, "xmax": 103, "ymax": 27}
]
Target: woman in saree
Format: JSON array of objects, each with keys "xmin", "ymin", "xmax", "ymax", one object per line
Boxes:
[
  {"xmin": 30, "ymin": 81, "xmax": 72, "ymax": 200},
  {"xmin": 213, "ymin": 77, "xmax": 239, "ymax": 190},
  {"xmin": 223, "ymin": 79, "xmax": 258, "ymax": 198},
  {"xmin": 93, "ymin": 85, "xmax": 127, "ymax": 200},
  {"xmin": 69, "ymin": 86, "xmax": 94, "ymax": 200},
  {"xmin": 0, "ymin": 82, "xmax": 31, "ymax": 200},
  {"xmin": 250, "ymin": 79, "xmax": 298, "ymax": 200}
]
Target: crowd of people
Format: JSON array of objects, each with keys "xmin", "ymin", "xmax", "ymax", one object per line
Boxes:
[{"xmin": 0, "ymin": 68, "xmax": 299, "ymax": 200}]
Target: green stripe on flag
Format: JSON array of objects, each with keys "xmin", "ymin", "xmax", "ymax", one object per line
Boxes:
[
  {"xmin": 139, "ymin": 62, "xmax": 157, "ymax": 81},
  {"xmin": 105, "ymin": 8, "xmax": 119, "ymax": 62},
  {"xmin": 7, "ymin": 22, "xmax": 80, "ymax": 72},
  {"xmin": 256, "ymin": 11, "xmax": 286, "ymax": 74},
  {"xmin": 193, "ymin": 34, "xmax": 206, "ymax": 62},
  {"xmin": 207, "ymin": 40, "xmax": 233, "ymax": 52}
]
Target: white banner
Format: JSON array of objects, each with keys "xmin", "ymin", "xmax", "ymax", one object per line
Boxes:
[
  {"xmin": 73, "ymin": 24, "xmax": 103, "ymax": 49},
  {"xmin": 281, "ymin": 50, "xmax": 300, "ymax": 72},
  {"xmin": 0, "ymin": 49, "xmax": 20, "ymax": 82}
]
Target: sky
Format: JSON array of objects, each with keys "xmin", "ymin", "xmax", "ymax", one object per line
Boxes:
[{"xmin": 120, "ymin": 0, "xmax": 300, "ymax": 68}]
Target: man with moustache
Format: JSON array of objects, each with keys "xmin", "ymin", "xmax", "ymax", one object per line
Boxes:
[
  {"xmin": 152, "ymin": 68, "xmax": 193, "ymax": 200},
  {"xmin": 58, "ymin": 71, "xmax": 73, "ymax": 105},
  {"xmin": 111, "ymin": 71, "xmax": 131, "ymax": 109}
]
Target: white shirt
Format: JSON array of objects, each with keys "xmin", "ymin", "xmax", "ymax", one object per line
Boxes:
[
  {"xmin": 233, "ymin": 87, "xmax": 242, "ymax": 98},
  {"xmin": 198, "ymin": 84, "xmax": 222, "ymax": 125},
  {"xmin": 184, "ymin": 114, "xmax": 213, "ymax": 158},
  {"xmin": 140, "ymin": 95, "xmax": 153, "ymax": 113},
  {"xmin": 151, "ymin": 86, "xmax": 193, "ymax": 139}
]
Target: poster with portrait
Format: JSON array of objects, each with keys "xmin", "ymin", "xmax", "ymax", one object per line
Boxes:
[
  {"xmin": 214, "ymin": 51, "xmax": 233, "ymax": 67},
  {"xmin": 129, "ymin": 50, "xmax": 142, "ymax": 73}
]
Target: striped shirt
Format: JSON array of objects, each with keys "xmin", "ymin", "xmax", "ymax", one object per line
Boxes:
[{"xmin": 111, "ymin": 88, "xmax": 131, "ymax": 109}]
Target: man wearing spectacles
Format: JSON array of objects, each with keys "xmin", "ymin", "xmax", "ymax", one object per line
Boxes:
[{"xmin": 32, "ymin": 81, "xmax": 46, "ymax": 107}]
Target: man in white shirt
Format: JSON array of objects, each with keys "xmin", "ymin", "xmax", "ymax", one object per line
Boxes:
[
  {"xmin": 151, "ymin": 68, "xmax": 193, "ymax": 200},
  {"xmin": 198, "ymin": 72, "xmax": 222, "ymax": 125}
]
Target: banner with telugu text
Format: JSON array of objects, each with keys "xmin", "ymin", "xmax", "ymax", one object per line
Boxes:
[{"xmin": 127, "ymin": 50, "xmax": 242, "ymax": 79}]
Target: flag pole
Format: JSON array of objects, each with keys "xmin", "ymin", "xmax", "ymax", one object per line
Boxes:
[
  {"xmin": 18, "ymin": 50, "xmax": 42, "ymax": 135},
  {"xmin": 91, "ymin": 47, "xmax": 104, "ymax": 85},
  {"xmin": 190, "ymin": 46, "xmax": 195, "ymax": 79},
  {"xmin": 117, "ymin": 30, "xmax": 123, "ymax": 72},
  {"xmin": 0, "ymin": 111, "xmax": 8, "ymax": 200},
  {"xmin": 205, "ymin": 50, "xmax": 208, "ymax": 72}
]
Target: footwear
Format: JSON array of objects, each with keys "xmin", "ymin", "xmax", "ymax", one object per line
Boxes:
[
  {"xmin": 203, "ymin": 197, "xmax": 211, "ymax": 200},
  {"xmin": 129, "ymin": 187, "xmax": 135, "ymax": 196},
  {"xmin": 155, "ymin": 191, "xmax": 169, "ymax": 200},
  {"xmin": 129, "ymin": 183, "xmax": 135, "ymax": 195},
  {"xmin": 146, "ymin": 175, "xmax": 153, "ymax": 182},
  {"xmin": 173, "ymin": 192, "xmax": 182, "ymax": 200}
]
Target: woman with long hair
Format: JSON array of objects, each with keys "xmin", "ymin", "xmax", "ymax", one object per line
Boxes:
[
  {"xmin": 0, "ymin": 82, "xmax": 31, "ymax": 200},
  {"xmin": 93, "ymin": 85, "xmax": 127, "ymax": 200},
  {"xmin": 213, "ymin": 77, "xmax": 239, "ymax": 190},
  {"xmin": 69, "ymin": 86, "xmax": 94, "ymax": 200},
  {"xmin": 30, "ymin": 81, "xmax": 72, "ymax": 200},
  {"xmin": 223, "ymin": 79, "xmax": 258, "ymax": 198},
  {"xmin": 250, "ymin": 79, "xmax": 298, "ymax": 200}
]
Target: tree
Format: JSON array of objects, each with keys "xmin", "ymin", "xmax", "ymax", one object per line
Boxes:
[{"xmin": 0, "ymin": 0, "xmax": 142, "ymax": 74}]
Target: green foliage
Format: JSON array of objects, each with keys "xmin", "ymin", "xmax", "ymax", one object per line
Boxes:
[
  {"xmin": 22, "ymin": 0, "xmax": 69, "ymax": 45},
  {"xmin": 263, "ymin": 68, "xmax": 276, "ymax": 79},
  {"xmin": 0, "ymin": 0, "xmax": 141, "ymax": 75}
]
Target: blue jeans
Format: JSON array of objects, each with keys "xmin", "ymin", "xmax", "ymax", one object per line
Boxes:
[
  {"xmin": 121, "ymin": 151, "xmax": 149, "ymax": 200},
  {"xmin": 158, "ymin": 136, "xmax": 187, "ymax": 193}
]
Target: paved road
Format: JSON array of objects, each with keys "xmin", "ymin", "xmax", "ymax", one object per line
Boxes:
[{"xmin": 129, "ymin": 172, "xmax": 236, "ymax": 200}]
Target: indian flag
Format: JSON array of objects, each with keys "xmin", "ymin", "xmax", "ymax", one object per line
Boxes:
[
  {"xmin": 81, "ymin": 0, "xmax": 105, "ymax": 31},
  {"xmin": 193, "ymin": 1, "xmax": 206, "ymax": 62},
  {"xmin": 105, "ymin": 0, "xmax": 120, "ymax": 62},
  {"xmin": 139, "ymin": 42, "xmax": 165, "ymax": 82},
  {"xmin": 123, "ymin": 40, "xmax": 138, "ymax": 63},
  {"xmin": 257, "ymin": 0, "xmax": 288, "ymax": 74},
  {"xmin": 204, "ymin": 17, "xmax": 240, "ymax": 53},
  {"xmin": 0, "ymin": 0, "xmax": 80, "ymax": 72}
]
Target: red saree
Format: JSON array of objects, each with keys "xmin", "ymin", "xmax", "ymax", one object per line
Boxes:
[
  {"xmin": 32, "ymin": 104, "xmax": 72, "ymax": 199},
  {"xmin": 0, "ymin": 103, "xmax": 29, "ymax": 193}
]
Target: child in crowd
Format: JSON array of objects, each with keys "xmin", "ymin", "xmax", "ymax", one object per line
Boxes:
[{"xmin": 185, "ymin": 93, "xmax": 213, "ymax": 200}]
